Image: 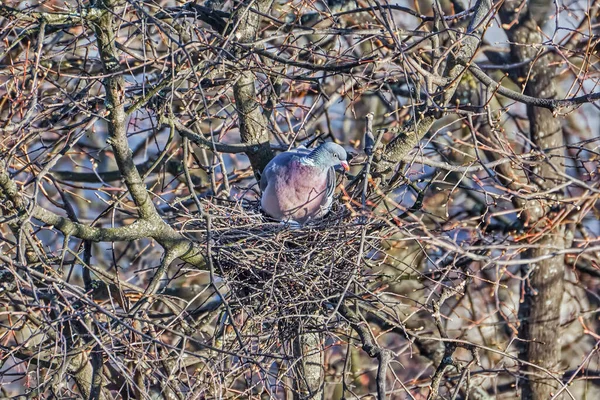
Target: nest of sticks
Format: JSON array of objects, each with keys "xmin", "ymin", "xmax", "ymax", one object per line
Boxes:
[{"xmin": 186, "ymin": 197, "xmax": 382, "ymax": 332}]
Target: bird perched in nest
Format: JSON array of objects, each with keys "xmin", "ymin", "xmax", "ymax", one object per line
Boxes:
[{"xmin": 260, "ymin": 142, "xmax": 349, "ymax": 224}]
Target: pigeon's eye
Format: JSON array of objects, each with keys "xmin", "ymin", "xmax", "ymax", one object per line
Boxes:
[{"xmin": 334, "ymin": 153, "xmax": 338, "ymax": 158}]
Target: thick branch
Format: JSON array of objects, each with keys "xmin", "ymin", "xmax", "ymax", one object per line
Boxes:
[
  {"xmin": 33, "ymin": 207, "xmax": 157, "ymax": 241},
  {"xmin": 466, "ymin": 63, "xmax": 600, "ymax": 112},
  {"xmin": 92, "ymin": 0, "xmax": 158, "ymax": 222},
  {"xmin": 375, "ymin": 0, "xmax": 494, "ymax": 173},
  {"xmin": 89, "ymin": 0, "xmax": 205, "ymax": 268},
  {"xmin": 0, "ymin": 4, "xmax": 97, "ymax": 25},
  {"xmin": 499, "ymin": 2, "xmax": 567, "ymax": 399},
  {"xmin": 232, "ymin": 0, "xmax": 275, "ymax": 176},
  {"xmin": 0, "ymin": 161, "xmax": 206, "ymax": 267},
  {"xmin": 338, "ymin": 304, "xmax": 392, "ymax": 400}
]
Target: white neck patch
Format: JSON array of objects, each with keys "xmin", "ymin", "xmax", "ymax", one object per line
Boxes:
[{"xmin": 300, "ymin": 157, "xmax": 317, "ymax": 167}]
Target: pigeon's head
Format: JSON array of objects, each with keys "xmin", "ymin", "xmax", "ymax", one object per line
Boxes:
[{"xmin": 309, "ymin": 142, "xmax": 349, "ymax": 171}]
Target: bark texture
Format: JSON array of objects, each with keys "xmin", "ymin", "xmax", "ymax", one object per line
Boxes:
[
  {"xmin": 232, "ymin": 0, "xmax": 275, "ymax": 176},
  {"xmin": 500, "ymin": 2, "xmax": 566, "ymax": 399},
  {"xmin": 292, "ymin": 329, "xmax": 325, "ymax": 400}
]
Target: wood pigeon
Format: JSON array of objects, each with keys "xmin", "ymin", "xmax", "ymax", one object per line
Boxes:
[{"xmin": 260, "ymin": 142, "xmax": 349, "ymax": 224}]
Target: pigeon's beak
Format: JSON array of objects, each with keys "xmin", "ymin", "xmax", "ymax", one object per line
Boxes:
[{"xmin": 340, "ymin": 161, "xmax": 350, "ymax": 172}]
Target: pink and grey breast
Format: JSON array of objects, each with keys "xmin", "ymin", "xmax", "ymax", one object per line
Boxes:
[
  {"xmin": 261, "ymin": 157, "xmax": 330, "ymax": 223},
  {"xmin": 260, "ymin": 142, "xmax": 347, "ymax": 224}
]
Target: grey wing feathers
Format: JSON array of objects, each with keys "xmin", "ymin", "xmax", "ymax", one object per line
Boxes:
[
  {"xmin": 259, "ymin": 165, "xmax": 271, "ymax": 192},
  {"xmin": 325, "ymin": 167, "xmax": 336, "ymax": 199},
  {"xmin": 260, "ymin": 152, "xmax": 296, "ymax": 192},
  {"xmin": 289, "ymin": 145, "xmax": 311, "ymax": 156}
]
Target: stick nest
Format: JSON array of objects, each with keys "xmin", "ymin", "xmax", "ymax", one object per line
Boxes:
[{"xmin": 188, "ymin": 199, "xmax": 382, "ymax": 331}]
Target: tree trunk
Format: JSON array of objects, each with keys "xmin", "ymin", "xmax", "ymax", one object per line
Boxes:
[
  {"xmin": 232, "ymin": 0, "xmax": 275, "ymax": 176},
  {"xmin": 292, "ymin": 326, "xmax": 324, "ymax": 400},
  {"xmin": 500, "ymin": 2, "xmax": 567, "ymax": 399}
]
